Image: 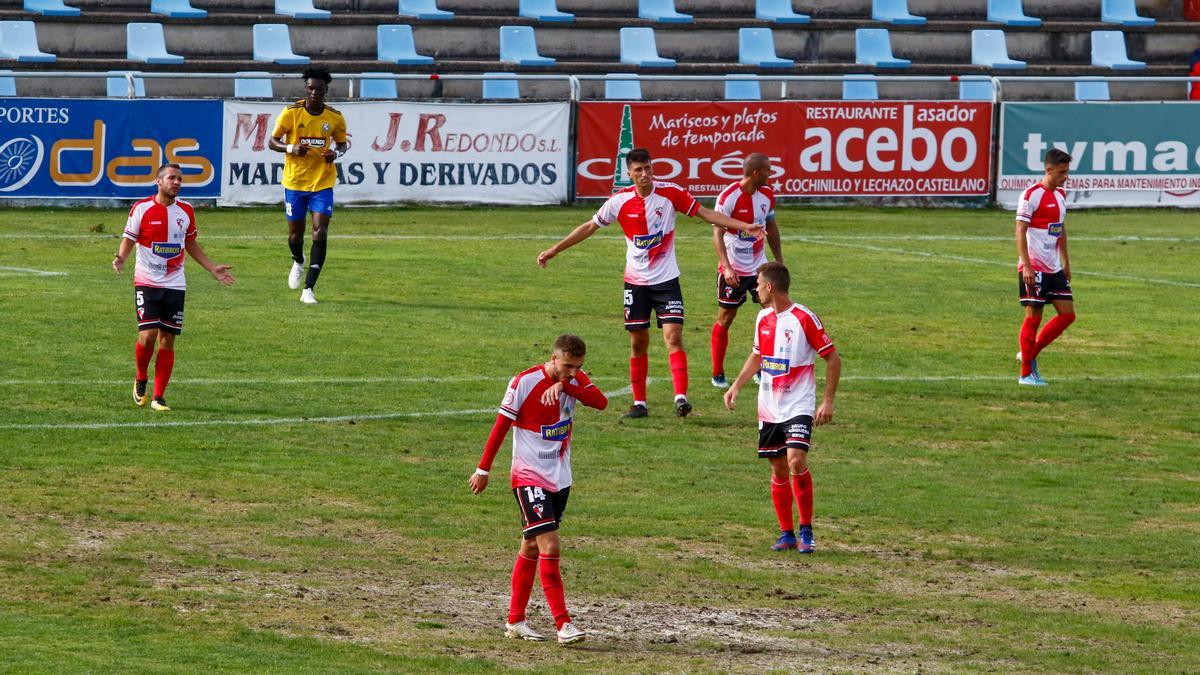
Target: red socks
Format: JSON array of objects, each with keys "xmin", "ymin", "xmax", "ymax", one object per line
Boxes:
[
  {"xmin": 630, "ymin": 355, "xmax": 648, "ymax": 405},
  {"xmin": 710, "ymin": 323, "xmax": 729, "ymax": 377},
  {"xmin": 771, "ymin": 477, "xmax": 794, "ymax": 532},
  {"xmin": 538, "ymin": 554, "xmax": 570, "ymax": 629},
  {"xmin": 153, "ymin": 348, "xmax": 175, "ymax": 398},
  {"xmin": 1019, "ymin": 316, "xmax": 1041, "ymax": 377},
  {"xmin": 792, "ymin": 470, "xmax": 813, "ymax": 527},
  {"xmin": 507, "ymin": 553, "xmax": 539, "ymax": 624},
  {"xmin": 668, "ymin": 350, "xmax": 688, "ymax": 397},
  {"xmin": 1034, "ymin": 313, "xmax": 1075, "ymax": 357},
  {"xmin": 135, "ymin": 342, "xmax": 153, "ymax": 380}
]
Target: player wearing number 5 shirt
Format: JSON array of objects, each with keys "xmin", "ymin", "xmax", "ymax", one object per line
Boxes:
[{"xmin": 537, "ymin": 148, "xmax": 765, "ymax": 420}]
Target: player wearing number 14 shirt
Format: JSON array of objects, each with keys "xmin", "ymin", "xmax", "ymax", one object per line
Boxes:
[{"xmin": 469, "ymin": 334, "xmax": 608, "ymax": 645}]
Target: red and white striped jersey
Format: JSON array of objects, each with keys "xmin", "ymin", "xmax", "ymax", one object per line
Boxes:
[
  {"xmin": 498, "ymin": 365, "xmax": 597, "ymax": 491},
  {"xmin": 123, "ymin": 197, "xmax": 197, "ymax": 290},
  {"xmin": 1015, "ymin": 183, "xmax": 1066, "ymax": 273},
  {"xmin": 753, "ymin": 303, "xmax": 836, "ymax": 423},
  {"xmin": 714, "ymin": 182, "xmax": 775, "ymax": 276},
  {"xmin": 592, "ymin": 181, "xmax": 700, "ymax": 285}
]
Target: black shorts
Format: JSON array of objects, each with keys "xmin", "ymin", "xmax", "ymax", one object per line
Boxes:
[
  {"xmin": 134, "ymin": 285, "xmax": 185, "ymax": 335},
  {"xmin": 758, "ymin": 415, "xmax": 813, "ymax": 458},
  {"xmin": 624, "ymin": 278, "xmax": 685, "ymax": 330},
  {"xmin": 717, "ymin": 272, "xmax": 760, "ymax": 308},
  {"xmin": 1019, "ymin": 270, "xmax": 1073, "ymax": 305},
  {"xmin": 513, "ymin": 485, "xmax": 570, "ymax": 539}
]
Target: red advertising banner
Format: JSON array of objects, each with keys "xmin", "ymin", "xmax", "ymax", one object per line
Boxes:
[{"xmin": 576, "ymin": 101, "xmax": 993, "ymax": 198}]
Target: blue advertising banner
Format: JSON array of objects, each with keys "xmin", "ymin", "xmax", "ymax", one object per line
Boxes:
[{"xmin": 0, "ymin": 98, "xmax": 222, "ymax": 199}]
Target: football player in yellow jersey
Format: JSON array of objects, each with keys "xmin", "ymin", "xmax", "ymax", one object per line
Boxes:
[{"xmin": 268, "ymin": 66, "xmax": 348, "ymax": 304}]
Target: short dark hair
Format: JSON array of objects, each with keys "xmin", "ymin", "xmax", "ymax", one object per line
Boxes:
[
  {"xmin": 758, "ymin": 261, "xmax": 790, "ymax": 293},
  {"xmin": 625, "ymin": 148, "xmax": 652, "ymax": 167},
  {"xmin": 156, "ymin": 163, "xmax": 181, "ymax": 178},
  {"xmin": 553, "ymin": 333, "xmax": 587, "ymax": 357},
  {"xmin": 302, "ymin": 66, "xmax": 332, "ymax": 84},
  {"xmin": 1044, "ymin": 148, "xmax": 1072, "ymax": 167}
]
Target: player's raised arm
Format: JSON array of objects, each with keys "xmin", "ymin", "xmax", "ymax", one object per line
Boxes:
[
  {"xmin": 537, "ymin": 220, "xmax": 600, "ymax": 267},
  {"xmin": 696, "ymin": 205, "xmax": 764, "ymax": 237},
  {"xmin": 184, "ymin": 239, "xmax": 235, "ymax": 286}
]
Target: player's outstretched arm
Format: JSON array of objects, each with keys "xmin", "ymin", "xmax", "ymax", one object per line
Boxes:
[
  {"xmin": 814, "ymin": 350, "xmax": 841, "ymax": 426},
  {"xmin": 185, "ymin": 240, "xmax": 235, "ymax": 286},
  {"xmin": 471, "ymin": 414, "xmax": 515, "ymax": 494},
  {"xmin": 112, "ymin": 238, "xmax": 135, "ymax": 274},
  {"xmin": 766, "ymin": 216, "xmax": 783, "ymax": 263},
  {"xmin": 723, "ymin": 349, "xmax": 761, "ymax": 411},
  {"xmin": 538, "ymin": 220, "xmax": 600, "ymax": 267},
  {"xmin": 695, "ymin": 205, "xmax": 764, "ymax": 237}
]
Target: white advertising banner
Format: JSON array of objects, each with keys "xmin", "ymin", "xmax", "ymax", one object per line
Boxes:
[{"xmin": 220, "ymin": 101, "xmax": 570, "ymax": 206}]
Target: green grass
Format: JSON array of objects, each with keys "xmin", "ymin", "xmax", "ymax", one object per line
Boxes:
[{"xmin": 1, "ymin": 205, "xmax": 1198, "ymax": 672}]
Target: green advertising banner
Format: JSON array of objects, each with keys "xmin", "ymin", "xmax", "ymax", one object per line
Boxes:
[{"xmin": 998, "ymin": 102, "xmax": 1200, "ymax": 208}]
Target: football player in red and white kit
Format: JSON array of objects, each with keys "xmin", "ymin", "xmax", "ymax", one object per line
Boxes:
[
  {"xmin": 469, "ymin": 334, "xmax": 608, "ymax": 645},
  {"xmin": 1015, "ymin": 148, "xmax": 1075, "ymax": 386},
  {"xmin": 537, "ymin": 148, "xmax": 763, "ymax": 419},
  {"xmin": 112, "ymin": 164, "xmax": 235, "ymax": 411},
  {"xmin": 710, "ymin": 153, "xmax": 784, "ymax": 389},
  {"xmin": 723, "ymin": 262, "xmax": 841, "ymax": 554}
]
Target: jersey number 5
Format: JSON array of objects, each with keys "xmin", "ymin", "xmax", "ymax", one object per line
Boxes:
[{"xmin": 623, "ymin": 289, "xmax": 633, "ymax": 307}]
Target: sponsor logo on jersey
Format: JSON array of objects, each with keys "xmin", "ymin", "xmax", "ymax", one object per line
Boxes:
[
  {"xmin": 541, "ymin": 419, "xmax": 572, "ymax": 441},
  {"xmin": 1048, "ymin": 222, "xmax": 1063, "ymax": 237},
  {"xmin": 783, "ymin": 328, "xmax": 794, "ymax": 344},
  {"xmin": 632, "ymin": 232, "xmax": 663, "ymax": 249},
  {"xmin": 760, "ymin": 356, "xmax": 790, "ymax": 376},
  {"xmin": 736, "ymin": 229, "xmax": 757, "ymax": 242},
  {"xmin": 151, "ymin": 241, "xmax": 183, "ymax": 258},
  {"xmin": 300, "ymin": 137, "xmax": 327, "ymax": 149}
]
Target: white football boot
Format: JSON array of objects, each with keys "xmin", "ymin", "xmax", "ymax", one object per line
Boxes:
[
  {"xmin": 504, "ymin": 621, "xmax": 545, "ymax": 642},
  {"xmin": 288, "ymin": 260, "xmax": 304, "ymax": 289},
  {"xmin": 556, "ymin": 622, "xmax": 586, "ymax": 644},
  {"xmin": 300, "ymin": 288, "xmax": 318, "ymax": 304}
]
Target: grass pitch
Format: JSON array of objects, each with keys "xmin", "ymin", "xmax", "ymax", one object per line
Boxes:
[{"xmin": 1, "ymin": 205, "xmax": 1198, "ymax": 672}]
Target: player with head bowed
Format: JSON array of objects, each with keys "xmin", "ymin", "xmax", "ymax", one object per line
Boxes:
[
  {"xmin": 469, "ymin": 334, "xmax": 608, "ymax": 644},
  {"xmin": 267, "ymin": 66, "xmax": 349, "ymax": 305},
  {"xmin": 724, "ymin": 262, "xmax": 841, "ymax": 554},
  {"xmin": 538, "ymin": 148, "xmax": 765, "ymax": 419},
  {"xmin": 112, "ymin": 163, "xmax": 235, "ymax": 411}
]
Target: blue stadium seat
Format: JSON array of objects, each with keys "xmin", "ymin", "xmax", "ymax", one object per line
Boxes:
[
  {"xmin": 842, "ymin": 74, "xmax": 878, "ymax": 100},
  {"xmin": 377, "ymin": 25, "xmax": 433, "ymax": 65},
  {"xmin": 958, "ymin": 76, "xmax": 994, "ymax": 100},
  {"xmin": 604, "ymin": 73, "xmax": 642, "ymax": 100},
  {"xmin": 398, "ymin": 0, "xmax": 452, "ymax": 20},
  {"xmin": 620, "ymin": 27, "xmax": 675, "ymax": 68},
  {"xmin": 107, "ymin": 71, "xmax": 145, "ymax": 98},
  {"xmin": 856, "ymin": 29, "xmax": 910, "ymax": 68},
  {"xmin": 482, "ymin": 72, "xmax": 519, "ymax": 99},
  {"xmin": 0, "ymin": 21, "xmax": 56, "ymax": 62},
  {"xmin": 275, "ymin": 0, "xmax": 330, "ymax": 19},
  {"xmin": 359, "ymin": 73, "xmax": 398, "ymax": 99},
  {"xmin": 756, "ymin": 0, "xmax": 810, "ymax": 24},
  {"xmin": 1101, "ymin": 0, "xmax": 1154, "ymax": 27},
  {"xmin": 234, "ymin": 71, "xmax": 273, "ymax": 98},
  {"xmin": 725, "ymin": 75, "xmax": 761, "ymax": 101},
  {"xmin": 872, "ymin": 0, "xmax": 925, "ymax": 25},
  {"xmin": 971, "ymin": 29, "xmax": 1025, "ymax": 69},
  {"xmin": 1075, "ymin": 78, "xmax": 1111, "ymax": 101},
  {"xmin": 639, "ymin": 0, "xmax": 692, "ymax": 23},
  {"xmin": 739, "ymin": 28, "xmax": 793, "ymax": 68},
  {"xmin": 1091, "ymin": 31, "xmax": 1145, "ymax": 69},
  {"xmin": 127, "ymin": 23, "xmax": 184, "ymax": 65},
  {"xmin": 519, "ymin": 0, "xmax": 573, "ymax": 22},
  {"xmin": 253, "ymin": 24, "xmax": 310, "ymax": 65},
  {"xmin": 23, "ymin": 0, "xmax": 80, "ymax": 17},
  {"xmin": 0, "ymin": 70, "xmax": 16, "ymax": 96},
  {"xmin": 986, "ymin": 0, "xmax": 1040, "ymax": 26},
  {"xmin": 151, "ymin": 0, "xmax": 206, "ymax": 19},
  {"xmin": 499, "ymin": 26, "xmax": 555, "ymax": 66}
]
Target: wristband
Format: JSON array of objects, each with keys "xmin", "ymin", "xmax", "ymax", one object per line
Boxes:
[
  {"xmin": 286, "ymin": 143, "xmax": 295, "ymax": 154},
  {"xmin": 474, "ymin": 468, "xmax": 489, "ymax": 477}
]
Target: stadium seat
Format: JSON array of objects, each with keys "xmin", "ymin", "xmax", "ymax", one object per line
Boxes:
[
  {"xmin": 253, "ymin": 24, "xmax": 310, "ymax": 65},
  {"xmin": 0, "ymin": 21, "xmax": 56, "ymax": 62},
  {"xmin": 106, "ymin": 71, "xmax": 145, "ymax": 98},
  {"xmin": 359, "ymin": 73, "xmax": 397, "ymax": 99},
  {"xmin": 856, "ymin": 29, "xmax": 910, "ymax": 68},
  {"xmin": 639, "ymin": 0, "xmax": 692, "ymax": 23},
  {"xmin": 151, "ymin": 0, "xmax": 206, "ymax": 19},
  {"xmin": 1091, "ymin": 30, "xmax": 1145, "ymax": 69},
  {"xmin": 519, "ymin": 0, "xmax": 573, "ymax": 22},
  {"xmin": 986, "ymin": 0, "xmax": 1040, "ymax": 26},
  {"xmin": 958, "ymin": 76, "xmax": 994, "ymax": 100},
  {"xmin": 756, "ymin": 0, "xmax": 810, "ymax": 24},
  {"xmin": 127, "ymin": 23, "xmax": 183, "ymax": 65},
  {"xmin": 871, "ymin": 0, "xmax": 925, "ymax": 25},
  {"xmin": 620, "ymin": 27, "xmax": 675, "ymax": 68},
  {"xmin": 842, "ymin": 74, "xmax": 878, "ymax": 100},
  {"xmin": 739, "ymin": 28, "xmax": 793, "ymax": 68},
  {"xmin": 604, "ymin": 73, "xmax": 641, "ymax": 100},
  {"xmin": 1074, "ymin": 78, "xmax": 1111, "ymax": 101},
  {"xmin": 0, "ymin": 70, "xmax": 16, "ymax": 96},
  {"xmin": 482, "ymin": 72, "xmax": 519, "ymax": 99},
  {"xmin": 23, "ymin": 0, "xmax": 80, "ymax": 17},
  {"xmin": 398, "ymin": 0, "xmax": 452, "ymax": 20},
  {"xmin": 499, "ymin": 26, "xmax": 554, "ymax": 66},
  {"xmin": 1101, "ymin": 0, "xmax": 1155, "ymax": 27},
  {"xmin": 275, "ymin": 0, "xmax": 330, "ymax": 19},
  {"xmin": 377, "ymin": 25, "xmax": 433, "ymax": 65},
  {"xmin": 233, "ymin": 71, "xmax": 273, "ymax": 98},
  {"xmin": 725, "ymin": 75, "xmax": 761, "ymax": 100},
  {"xmin": 971, "ymin": 29, "xmax": 1025, "ymax": 69}
]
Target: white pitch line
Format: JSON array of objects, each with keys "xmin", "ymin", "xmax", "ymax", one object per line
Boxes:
[
  {"xmin": 0, "ymin": 265, "xmax": 68, "ymax": 276},
  {"xmin": 2, "ymin": 232, "xmax": 1198, "ymax": 243},
  {"xmin": 0, "ymin": 374, "xmax": 627, "ymax": 387}
]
